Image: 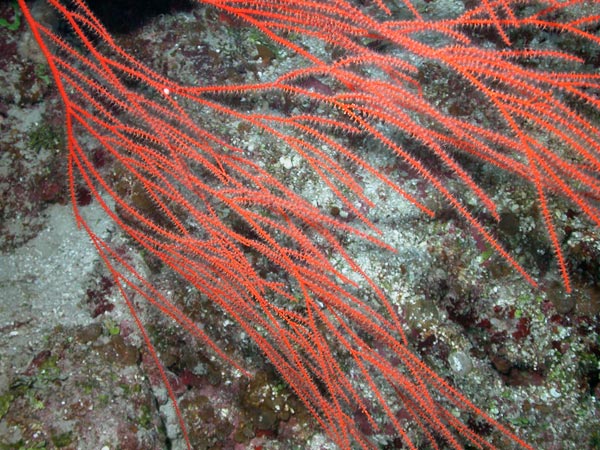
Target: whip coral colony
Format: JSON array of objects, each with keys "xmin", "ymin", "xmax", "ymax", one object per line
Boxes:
[{"xmin": 13, "ymin": 0, "xmax": 600, "ymax": 448}]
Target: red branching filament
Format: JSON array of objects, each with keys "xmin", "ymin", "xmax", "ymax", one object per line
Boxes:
[{"xmin": 17, "ymin": 0, "xmax": 599, "ymax": 448}]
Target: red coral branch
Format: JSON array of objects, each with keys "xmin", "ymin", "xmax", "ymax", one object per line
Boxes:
[{"xmin": 17, "ymin": 0, "xmax": 599, "ymax": 448}]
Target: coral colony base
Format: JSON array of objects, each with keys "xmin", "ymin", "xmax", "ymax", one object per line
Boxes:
[{"xmin": 1, "ymin": 0, "xmax": 599, "ymax": 448}]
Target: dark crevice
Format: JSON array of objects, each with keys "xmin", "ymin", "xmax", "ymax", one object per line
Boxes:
[{"xmin": 75, "ymin": 0, "xmax": 195, "ymax": 34}]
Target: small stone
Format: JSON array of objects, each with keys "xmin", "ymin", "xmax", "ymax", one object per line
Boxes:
[
  {"xmin": 448, "ymin": 351, "xmax": 473, "ymax": 376},
  {"xmin": 76, "ymin": 323, "xmax": 103, "ymax": 343},
  {"xmin": 491, "ymin": 354, "xmax": 512, "ymax": 375},
  {"xmin": 279, "ymin": 155, "xmax": 293, "ymax": 169},
  {"xmin": 549, "ymin": 290, "xmax": 576, "ymax": 315}
]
